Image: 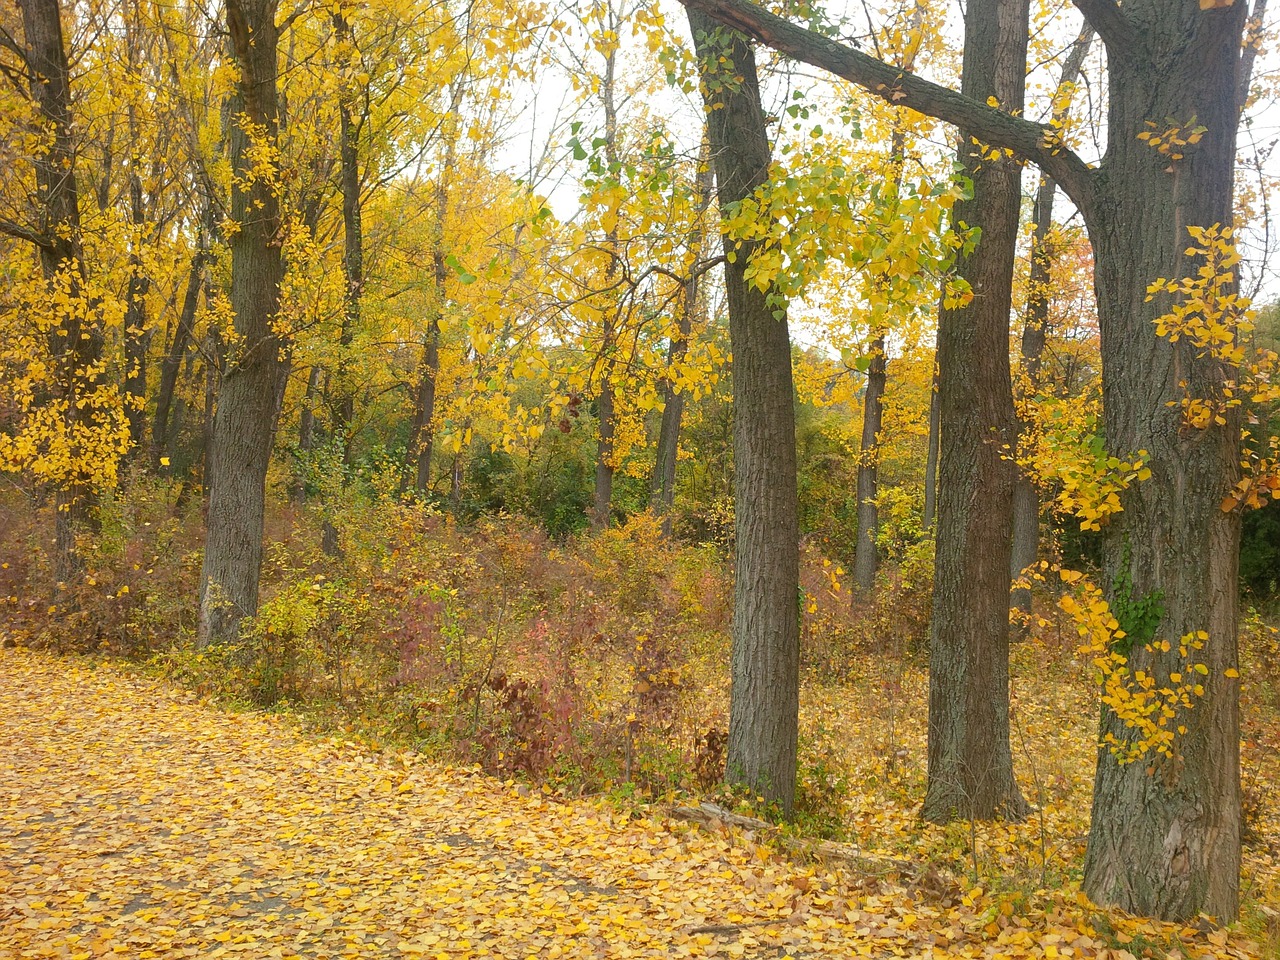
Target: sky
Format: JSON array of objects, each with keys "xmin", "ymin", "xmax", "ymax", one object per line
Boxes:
[{"xmin": 494, "ymin": 0, "xmax": 1280, "ymax": 309}]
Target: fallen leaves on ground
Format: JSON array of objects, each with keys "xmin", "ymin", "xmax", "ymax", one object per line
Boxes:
[{"xmin": 0, "ymin": 649, "xmax": 1269, "ymax": 959}]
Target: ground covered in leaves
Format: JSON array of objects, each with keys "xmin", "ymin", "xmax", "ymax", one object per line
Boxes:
[{"xmin": 2, "ymin": 650, "xmax": 1275, "ymax": 959}]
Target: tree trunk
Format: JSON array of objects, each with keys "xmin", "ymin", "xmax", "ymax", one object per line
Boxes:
[
  {"xmin": 406, "ymin": 317, "xmax": 441, "ymax": 495},
  {"xmin": 404, "ymin": 95, "xmax": 460, "ymax": 497},
  {"xmin": 16, "ymin": 0, "xmax": 100, "ymax": 585},
  {"xmin": 593, "ymin": 378, "xmax": 616, "ymax": 527},
  {"xmin": 198, "ymin": 328, "xmax": 222, "ymax": 493},
  {"xmin": 678, "ymin": 0, "xmax": 1252, "ymax": 917},
  {"xmin": 689, "ymin": 11, "xmax": 800, "ymax": 815},
  {"xmin": 122, "ymin": 173, "xmax": 152, "ymax": 458},
  {"xmin": 651, "ymin": 323, "xmax": 688, "ymax": 536},
  {"xmin": 591, "ymin": 36, "xmax": 623, "ymax": 531},
  {"xmin": 1008, "ymin": 174, "xmax": 1057, "ymax": 633},
  {"xmin": 920, "ymin": 0, "xmax": 1029, "ymax": 824},
  {"xmin": 1010, "ymin": 26, "xmax": 1092, "ymax": 636},
  {"xmin": 332, "ymin": 10, "xmax": 361, "ymax": 453},
  {"xmin": 1080, "ymin": 2, "xmax": 1247, "ymax": 919},
  {"xmin": 852, "ymin": 336, "xmax": 885, "ymax": 592},
  {"xmin": 652, "ymin": 149, "xmax": 714, "ymax": 538},
  {"xmin": 922, "ymin": 364, "xmax": 939, "ymax": 530},
  {"xmin": 151, "ymin": 233, "xmax": 206, "ymax": 473},
  {"xmin": 851, "ymin": 9, "xmax": 923, "ymax": 593},
  {"xmin": 290, "ymin": 365, "xmax": 322, "ymax": 504},
  {"xmin": 198, "ymin": 0, "xmax": 286, "ymax": 646}
]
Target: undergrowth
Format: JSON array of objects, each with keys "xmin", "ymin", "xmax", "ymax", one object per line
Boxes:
[{"xmin": 2, "ymin": 484, "xmax": 1279, "ymax": 957}]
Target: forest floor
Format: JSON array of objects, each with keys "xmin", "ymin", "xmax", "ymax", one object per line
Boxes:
[{"xmin": 1, "ymin": 648, "xmax": 1276, "ymax": 960}]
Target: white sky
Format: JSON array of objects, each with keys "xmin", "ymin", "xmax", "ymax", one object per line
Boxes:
[{"xmin": 494, "ymin": 0, "xmax": 1280, "ymax": 308}]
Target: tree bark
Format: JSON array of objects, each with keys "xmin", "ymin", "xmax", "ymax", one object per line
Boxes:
[
  {"xmin": 290, "ymin": 364, "xmax": 322, "ymax": 504},
  {"xmin": 1010, "ymin": 26, "xmax": 1092, "ymax": 636},
  {"xmin": 406, "ymin": 313, "xmax": 441, "ymax": 495},
  {"xmin": 198, "ymin": 327, "xmax": 222, "ymax": 494},
  {"xmin": 919, "ymin": 0, "xmax": 1030, "ymax": 823},
  {"xmin": 689, "ymin": 11, "xmax": 801, "ymax": 815},
  {"xmin": 1080, "ymin": 1, "xmax": 1246, "ymax": 920},
  {"xmin": 678, "ymin": 0, "xmax": 1251, "ymax": 922},
  {"xmin": 198, "ymin": 0, "xmax": 287, "ymax": 646},
  {"xmin": 593, "ymin": 378, "xmax": 616, "ymax": 527}
]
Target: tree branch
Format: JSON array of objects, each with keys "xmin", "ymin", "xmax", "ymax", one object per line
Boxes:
[
  {"xmin": 0, "ymin": 216, "xmax": 54, "ymax": 250},
  {"xmin": 0, "ymin": 22, "xmax": 31, "ymax": 66},
  {"xmin": 1238, "ymin": 0, "xmax": 1268, "ymax": 114},
  {"xmin": 1070, "ymin": 0, "xmax": 1139, "ymax": 57},
  {"xmin": 678, "ymin": 0, "xmax": 1098, "ymax": 217}
]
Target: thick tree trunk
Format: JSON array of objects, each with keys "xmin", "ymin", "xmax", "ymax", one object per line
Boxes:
[
  {"xmin": 198, "ymin": 0, "xmax": 287, "ymax": 646},
  {"xmin": 852, "ymin": 336, "xmax": 885, "ymax": 592},
  {"xmin": 920, "ymin": 0, "xmax": 1029, "ymax": 824},
  {"xmin": 690, "ymin": 11, "xmax": 800, "ymax": 815},
  {"xmin": 1080, "ymin": 2, "xmax": 1246, "ymax": 920},
  {"xmin": 1010, "ymin": 27, "xmax": 1092, "ymax": 635}
]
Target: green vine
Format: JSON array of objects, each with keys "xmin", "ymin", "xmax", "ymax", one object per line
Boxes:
[{"xmin": 1110, "ymin": 538, "xmax": 1165, "ymax": 655}]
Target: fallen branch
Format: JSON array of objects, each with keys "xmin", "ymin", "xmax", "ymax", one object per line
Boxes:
[{"xmin": 666, "ymin": 802, "xmax": 933, "ymax": 880}]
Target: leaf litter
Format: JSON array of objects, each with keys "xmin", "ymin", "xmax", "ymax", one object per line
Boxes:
[{"xmin": 0, "ymin": 649, "xmax": 1271, "ymax": 959}]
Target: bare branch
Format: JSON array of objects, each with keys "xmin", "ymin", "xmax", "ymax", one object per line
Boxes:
[{"xmin": 1238, "ymin": 0, "xmax": 1268, "ymax": 114}]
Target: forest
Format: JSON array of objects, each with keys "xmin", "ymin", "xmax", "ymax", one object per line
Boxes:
[{"xmin": 1, "ymin": 0, "xmax": 1279, "ymax": 956}]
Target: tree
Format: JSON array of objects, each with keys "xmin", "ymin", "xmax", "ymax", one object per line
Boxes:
[
  {"xmin": 650, "ymin": 143, "xmax": 715, "ymax": 535},
  {"xmin": 850, "ymin": 0, "xmax": 930, "ymax": 593},
  {"xmin": 918, "ymin": 0, "xmax": 1030, "ymax": 823},
  {"xmin": 0, "ymin": 0, "xmax": 124, "ymax": 585},
  {"xmin": 678, "ymin": 0, "xmax": 1253, "ymax": 920},
  {"xmin": 198, "ymin": 0, "xmax": 288, "ymax": 645},
  {"xmin": 1010, "ymin": 25, "xmax": 1093, "ymax": 636},
  {"xmin": 688, "ymin": 12, "xmax": 801, "ymax": 814}
]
